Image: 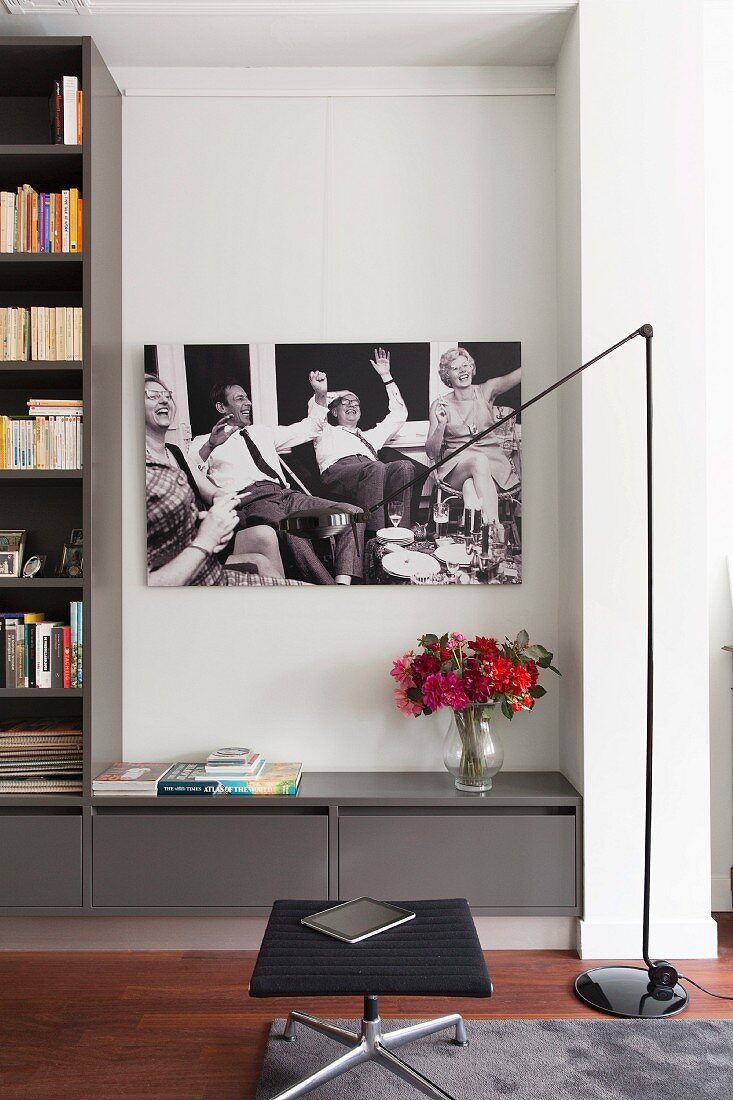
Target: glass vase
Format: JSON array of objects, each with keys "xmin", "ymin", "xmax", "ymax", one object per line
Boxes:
[{"xmin": 443, "ymin": 704, "xmax": 504, "ymax": 793}]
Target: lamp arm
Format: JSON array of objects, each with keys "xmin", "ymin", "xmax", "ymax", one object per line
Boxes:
[{"xmin": 370, "ymin": 325, "xmax": 652, "ymax": 517}]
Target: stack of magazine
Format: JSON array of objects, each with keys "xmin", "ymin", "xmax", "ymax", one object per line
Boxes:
[
  {"xmin": 93, "ymin": 750, "xmax": 302, "ymax": 797},
  {"xmin": 0, "ymin": 720, "xmax": 82, "ymax": 794}
]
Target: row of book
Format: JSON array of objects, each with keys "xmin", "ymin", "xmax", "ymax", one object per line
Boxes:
[
  {"xmin": 0, "ymin": 720, "xmax": 82, "ymax": 794},
  {"xmin": 50, "ymin": 76, "xmax": 83, "ymax": 146},
  {"xmin": 0, "ymin": 604, "xmax": 83, "ymax": 690},
  {"xmin": 0, "ymin": 307, "xmax": 83, "ymax": 362},
  {"xmin": 93, "ymin": 760, "xmax": 302, "ymax": 797},
  {"xmin": 0, "ymin": 400, "xmax": 83, "ymax": 470},
  {"xmin": 0, "ymin": 186, "xmax": 82, "ymax": 254}
]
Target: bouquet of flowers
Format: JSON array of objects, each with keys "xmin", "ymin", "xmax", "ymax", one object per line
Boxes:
[{"xmin": 391, "ymin": 630, "xmax": 559, "ymax": 721}]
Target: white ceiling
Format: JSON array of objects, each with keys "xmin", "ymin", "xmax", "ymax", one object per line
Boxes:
[{"xmin": 0, "ymin": 2, "xmax": 575, "ymax": 68}]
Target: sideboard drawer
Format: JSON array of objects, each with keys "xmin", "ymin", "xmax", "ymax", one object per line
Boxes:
[
  {"xmin": 338, "ymin": 811, "xmax": 576, "ymax": 909},
  {"xmin": 93, "ymin": 813, "xmax": 328, "ymax": 907},
  {"xmin": 0, "ymin": 814, "xmax": 82, "ymax": 907}
]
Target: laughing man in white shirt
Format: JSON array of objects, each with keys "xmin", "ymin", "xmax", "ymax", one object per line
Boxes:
[
  {"xmin": 191, "ymin": 372, "xmax": 364, "ymax": 585},
  {"xmin": 312, "ymin": 349, "xmax": 421, "ymax": 533}
]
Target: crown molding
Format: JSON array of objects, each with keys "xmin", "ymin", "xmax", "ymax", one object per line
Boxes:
[{"xmin": 2, "ymin": 1, "xmax": 576, "ymax": 14}]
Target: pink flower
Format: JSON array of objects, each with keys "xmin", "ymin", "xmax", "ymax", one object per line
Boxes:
[
  {"xmin": 441, "ymin": 671, "xmax": 468, "ymax": 711},
  {"xmin": 421, "ymin": 673, "xmax": 445, "ymax": 712},
  {"xmin": 393, "ymin": 687, "xmax": 422, "ymax": 717},
  {"xmin": 451, "ymin": 632, "xmax": 465, "ymax": 642},
  {"xmin": 390, "ymin": 654, "xmax": 414, "ymax": 688}
]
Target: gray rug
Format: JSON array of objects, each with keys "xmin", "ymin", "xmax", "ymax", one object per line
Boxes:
[{"xmin": 255, "ymin": 1017, "xmax": 733, "ymax": 1099}]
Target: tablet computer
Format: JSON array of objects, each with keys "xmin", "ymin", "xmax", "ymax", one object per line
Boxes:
[{"xmin": 301, "ymin": 897, "xmax": 415, "ymax": 943}]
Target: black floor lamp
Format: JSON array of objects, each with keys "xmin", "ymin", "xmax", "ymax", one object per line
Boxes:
[{"xmin": 280, "ymin": 323, "xmax": 689, "ymax": 1019}]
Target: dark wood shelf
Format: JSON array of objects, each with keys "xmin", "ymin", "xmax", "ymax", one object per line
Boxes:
[
  {"xmin": 0, "ymin": 688, "xmax": 83, "ymax": 698},
  {"xmin": 0, "ymin": 144, "xmax": 82, "ymax": 155},
  {"xmin": 0, "ymin": 578, "xmax": 82, "ymax": 588},
  {"xmin": 0, "ymin": 469, "xmax": 82, "ymax": 479},
  {"xmin": 0, "ymin": 253, "xmax": 81, "ymax": 263},
  {"xmin": 0, "ymin": 360, "xmax": 82, "ymax": 369}
]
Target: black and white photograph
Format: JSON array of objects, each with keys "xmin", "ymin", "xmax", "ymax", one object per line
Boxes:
[{"xmin": 143, "ymin": 342, "xmax": 522, "ymax": 587}]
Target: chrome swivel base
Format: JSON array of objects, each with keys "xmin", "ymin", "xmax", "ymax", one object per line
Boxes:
[{"xmin": 269, "ymin": 994, "xmax": 468, "ymax": 1100}]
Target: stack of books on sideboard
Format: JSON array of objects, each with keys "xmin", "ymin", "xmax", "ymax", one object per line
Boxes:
[
  {"xmin": 93, "ymin": 749, "xmax": 302, "ymax": 797},
  {"xmin": 1, "ymin": 398, "xmax": 83, "ymax": 470}
]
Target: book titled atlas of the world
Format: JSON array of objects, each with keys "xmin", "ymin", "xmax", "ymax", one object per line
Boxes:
[{"xmin": 157, "ymin": 761, "xmax": 302, "ymax": 797}]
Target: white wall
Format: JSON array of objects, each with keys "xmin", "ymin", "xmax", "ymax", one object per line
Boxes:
[
  {"xmin": 572, "ymin": 0, "xmax": 716, "ymax": 959},
  {"xmin": 705, "ymin": 0, "xmax": 733, "ymax": 913},
  {"xmin": 122, "ymin": 72, "xmax": 561, "ymax": 776}
]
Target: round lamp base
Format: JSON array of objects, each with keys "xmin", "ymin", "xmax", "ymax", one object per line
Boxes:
[{"xmin": 574, "ymin": 966, "xmax": 689, "ymax": 1019}]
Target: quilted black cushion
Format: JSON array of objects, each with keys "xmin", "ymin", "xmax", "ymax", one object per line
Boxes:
[{"xmin": 249, "ymin": 898, "xmax": 492, "ymax": 998}]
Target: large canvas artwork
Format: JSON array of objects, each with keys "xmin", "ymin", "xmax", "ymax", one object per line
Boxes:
[{"xmin": 144, "ymin": 342, "xmax": 522, "ymax": 587}]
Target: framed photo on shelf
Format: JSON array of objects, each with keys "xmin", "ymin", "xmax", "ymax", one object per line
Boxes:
[
  {"xmin": 59, "ymin": 543, "xmax": 83, "ymax": 578},
  {"xmin": 69, "ymin": 528, "xmax": 83, "ymax": 547},
  {"xmin": 0, "ymin": 551, "xmax": 20, "ymax": 576},
  {"xmin": 22, "ymin": 555, "xmax": 47, "ymax": 578},
  {"xmin": 0, "ymin": 531, "xmax": 25, "ymax": 575}
]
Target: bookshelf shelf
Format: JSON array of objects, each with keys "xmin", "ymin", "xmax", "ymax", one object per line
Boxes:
[
  {"xmin": 0, "ymin": 689, "xmax": 83, "ymax": 697},
  {"xmin": 0, "ymin": 145, "xmax": 83, "ymax": 156},
  {"xmin": 0, "ymin": 578, "xmax": 82, "ymax": 588},
  {"xmin": 0, "ymin": 470, "xmax": 82, "ymax": 479},
  {"xmin": 0, "ymin": 254, "xmax": 82, "ymax": 264}
]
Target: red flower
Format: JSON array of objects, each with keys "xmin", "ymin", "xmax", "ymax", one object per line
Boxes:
[
  {"xmin": 511, "ymin": 700, "xmax": 523, "ymax": 712},
  {"xmin": 411, "ymin": 653, "xmax": 440, "ymax": 685},
  {"xmin": 461, "ymin": 666, "xmax": 493, "ymax": 703},
  {"xmin": 422, "ymin": 673, "xmax": 445, "ymax": 712},
  {"xmin": 526, "ymin": 659, "xmax": 539, "ymax": 687},
  {"xmin": 490, "ymin": 657, "xmax": 514, "ymax": 694},
  {"xmin": 471, "ymin": 636, "xmax": 500, "ymax": 658},
  {"xmin": 522, "ymin": 695, "xmax": 533, "ymax": 709},
  {"xmin": 439, "ymin": 647, "xmax": 452, "ymax": 662},
  {"xmin": 441, "ymin": 671, "xmax": 468, "ymax": 711},
  {"xmin": 512, "ymin": 665, "xmax": 533, "ymax": 695}
]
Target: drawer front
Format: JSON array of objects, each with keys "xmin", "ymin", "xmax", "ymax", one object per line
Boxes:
[
  {"xmin": 92, "ymin": 813, "xmax": 328, "ymax": 907},
  {"xmin": 0, "ymin": 815, "xmax": 82, "ymax": 907},
  {"xmin": 339, "ymin": 813, "xmax": 576, "ymax": 909}
]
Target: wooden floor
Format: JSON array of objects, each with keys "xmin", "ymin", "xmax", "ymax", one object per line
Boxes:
[{"xmin": 1, "ymin": 914, "xmax": 731, "ymax": 1099}]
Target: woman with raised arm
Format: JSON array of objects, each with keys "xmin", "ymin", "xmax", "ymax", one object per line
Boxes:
[{"xmin": 425, "ymin": 348, "xmax": 521, "ymax": 524}]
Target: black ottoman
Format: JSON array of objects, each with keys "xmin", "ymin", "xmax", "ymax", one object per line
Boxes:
[{"xmin": 250, "ymin": 898, "xmax": 492, "ymax": 1100}]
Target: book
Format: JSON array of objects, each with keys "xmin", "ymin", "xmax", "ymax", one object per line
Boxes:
[
  {"xmin": 62, "ymin": 76, "xmax": 79, "ymax": 145},
  {"xmin": 93, "ymin": 762, "xmax": 173, "ymax": 792},
  {"xmin": 204, "ymin": 749, "xmax": 261, "ymax": 774},
  {"xmin": 197, "ymin": 758, "xmax": 265, "ymax": 780},
  {"xmin": 158, "ymin": 762, "xmax": 302, "ymax": 797},
  {"xmin": 49, "ymin": 79, "xmax": 62, "ymax": 143}
]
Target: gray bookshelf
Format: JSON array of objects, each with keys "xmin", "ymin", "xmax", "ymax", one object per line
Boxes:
[{"xmin": 0, "ymin": 36, "xmax": 122, "ymax": 915}]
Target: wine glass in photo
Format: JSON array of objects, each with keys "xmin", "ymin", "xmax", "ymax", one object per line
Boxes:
[
  {"xmin": 433, "ymin": 500, "xmax": 450, "ymax": 544},
  {"xmin": 388, "ymin": 499, "xmax": 404, "ymax": 528}
]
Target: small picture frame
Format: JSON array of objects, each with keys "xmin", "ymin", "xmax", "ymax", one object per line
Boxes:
[
  {"xmin": 22, "ymin": 555, "xmax": 47, "ymax": 578},
  {"xmin": 69, "ymin": 528, "xmax": 83, "ymax": 547},
  {"xmin": 0, "ymin": 551, "xmax": 20, "ymax": 577},
  {"xmin": 59, "ymin": 543, "xmax": 83, "ymax": 578},
  {"xmin": 0, "ymin": 530, "xmax": 26, "ymax": 567}
]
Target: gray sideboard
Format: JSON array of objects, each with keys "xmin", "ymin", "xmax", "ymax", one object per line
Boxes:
[{"xmin": 0, "ymin": 772, "xmax": 582, "ymax": 916}]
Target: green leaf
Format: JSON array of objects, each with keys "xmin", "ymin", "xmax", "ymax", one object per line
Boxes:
[
  {"xmin": 525, "ymin": 645, "xmax": 543, "ymax": 659},
  {"xmin": 501, "ymin": 698, "xmax": 513, "ymax": 721},
  {"xmin": 530, "ymin": 684, "xmax": 547, "ymax": 699},
  {"xmin": 516, "ymin": 629, "xmax": 529, "ymax": 649},
  {"xmin": 549, "ymin": 665, "xmax": 562, "ymax": 676},
  {"xmin": 420, "ymin": 633, "xmax": 439, "ymax": 648}
]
